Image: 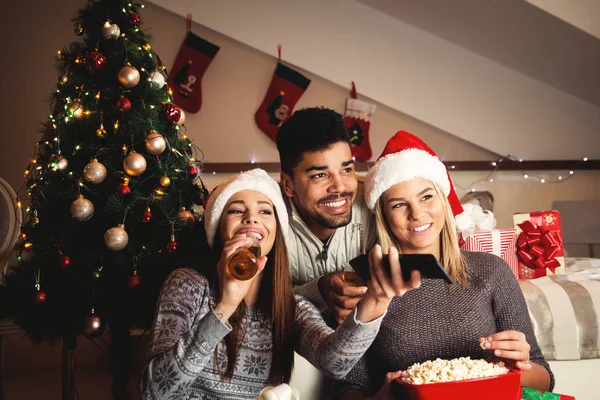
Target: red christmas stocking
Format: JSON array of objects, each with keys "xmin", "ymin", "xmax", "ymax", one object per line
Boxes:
[
  {"xmin": 344, "ymin": 82, "xmax": 376, "ymax": 161},
  {"xmin": 255, "ymin": 50, "xmax": 311, "ymax": 142},
  {"xmin": 167, "ymin": 20, "xmax": 220, "ymax": 114}
]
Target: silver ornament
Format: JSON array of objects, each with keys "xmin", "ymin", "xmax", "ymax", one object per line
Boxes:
[
  {"xmin": 104, "ymin": 224, "xmax": 128, "ymax": 251},
  {"xmin": 123, "ymin": 151, "xmax": 147, "ymax": 176},
  {"xmin": 49, "ymin": 154, "xmax": 69, "ymax": 171},
  {"xmin": 145, "ymin": 130, "xmax": 167, "ymax": 155},
  {"xmin": 149, "ymin": 70, "xmax": 166, "ymax": 89},
  {"xmin": 83, "ymin": 314, "xmax": 104, "ymax": 338},
  {"xmin": 118, "ymin": 64, "xmax": 140, "ymax": 88},
  {"xmin": 70, "ymin": 195, "xmax": 95, "ymax": 221},
  {"xmin": 178, "ymin": 109, "xmax": 186, "ymax": 125},
  {"xmin": 190, "ymin": 204, "xmax": 204, "ymax": 220},
  {"xmin": 83, "ymin": 158, "xmax": 107, "ymax": 184},
  {"xmin": 101, "ymin": 21, "xmax": 120, "ymax": 38}
]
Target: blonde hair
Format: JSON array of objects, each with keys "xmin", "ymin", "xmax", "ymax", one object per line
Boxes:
[{"xmin": 374, "ymin": 182, "xmax": 467, "ymax": 286}]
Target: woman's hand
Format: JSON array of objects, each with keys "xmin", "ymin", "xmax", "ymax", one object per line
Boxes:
[
  {"xmin": 356, "ymin": 245, "xmax": 421, "ymax": 323},
  {"xmin": 370, "ymin": 370, "xmax": 403, "ymax": 400},
  {"xmin": 213, "ymin": 235, "xmax": 267, "ymax": 322},
  {"xmin": 480, "ymin": 330, "xmax": 532, "ymax": 370}
]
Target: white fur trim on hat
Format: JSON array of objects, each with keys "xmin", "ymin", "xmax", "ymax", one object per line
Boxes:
[
  {"xmin": 204, "ymin": 169, "xmax": 288, "ymax": 248},
  {"xmin": 345, "ymin": 98, "xmax": 376, "ymax": 121},
  {"xmin": 364, "ymin": 149, "xmax": 450, "ymax": 211}
]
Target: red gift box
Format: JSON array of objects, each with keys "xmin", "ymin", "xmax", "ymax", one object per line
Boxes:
[
  {"xmin": 513, "ymin": 211, "xmax": 565, "ymax": 279},
  {"xmin": 459, "ymin": 229, "xmax": 519, "ymax": 278}
]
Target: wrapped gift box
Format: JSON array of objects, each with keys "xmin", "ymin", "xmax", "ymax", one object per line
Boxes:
[
  {"xmin": 513, "ymin": 210, "xmax": 565, "ymax": 279},
  {"xmin": 521, "ymin": 387, "xmax": 575, "ymax": 399},
  {"xmin": 459, "ymin": 229, "xmax": 519, "ymax": 278}
]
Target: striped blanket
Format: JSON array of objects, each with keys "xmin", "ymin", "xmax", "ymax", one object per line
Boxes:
[{"xmin": 519, "ymin": 258, "xmax": 600, "ymax": 361}]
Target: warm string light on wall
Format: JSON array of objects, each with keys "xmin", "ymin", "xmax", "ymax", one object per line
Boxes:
[
  {"xmin": 199, "ymin": 156, "xmax": 595, "ymax": 185},
  {"xmin": 450, "ymin": 155, "xmax": 591, "ymax": 193}
]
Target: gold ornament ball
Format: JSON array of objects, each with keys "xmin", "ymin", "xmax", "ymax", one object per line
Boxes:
[
  {"xmin": 101, "ymin": 21, "xmax": 120, "ymax": 38},
  {"xmin": 123, "ymin": 152, "xmax": 147, "ymax": 176},
  {"xmin": 70, "ymin": 195, "xmax": 95, "ymax": 221},
  {"xmin": 104, "ymin": 224, "xmax": 129, "ymax": 251},
  {"xmin": 49, "ymin": 154, "xmax": 69, "ymax": 171},
  {"xmin": 96, "ymin": 124, "xmax": 107, "ymax": 138},
  {"xmin": 142, "ymin": 43, "xmax": 151, "ymax": 52},
  {"xmin": 118, "ymin": 64, "xmax": 140, "ymax": 88},
  {"xmin": 178, "ymin": 109, "xmax": 186, "ymax": 125},
  {"xmin": 176, "ymin": 207, "xmax": 195, "ymax": 228},
  {"xmin": 145, "ymin": 131, "xmax": 167, "ymax": 155},
  {"xmin": 159, "ymin": 176, "xmax": 171, "ymax": 187},
  {"xmin": 82, "ymin": 315, "xmax": 104, "ymax": 338},
  {"xmin": 58, "ymin": 74, "xmax": 68, "ymax": 85},
  {"xmin": 83, "ymin": 159, "xmax": 107, "ymax": 184}
]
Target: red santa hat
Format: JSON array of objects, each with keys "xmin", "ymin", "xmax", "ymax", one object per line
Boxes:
[{"xmin": 364, "ymin": 130, "xmax": 471, "ymax": 232}]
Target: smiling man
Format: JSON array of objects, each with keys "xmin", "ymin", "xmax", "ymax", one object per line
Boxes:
[{"xmin": 277, "ymin": 107, "xmax": 375, "ymax": 325}]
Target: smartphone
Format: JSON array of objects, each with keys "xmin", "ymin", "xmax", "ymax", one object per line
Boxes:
[{"xmin": 348, "ymin": 253, "xmax": 453, "ymax": 284}]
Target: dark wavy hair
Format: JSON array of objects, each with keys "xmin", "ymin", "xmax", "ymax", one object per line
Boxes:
[
  {"xmin": 276, "ymin": 107, "xmax": 350, "ymax": 177},
  {"xmin": 211, "ymin": 217, "xmax": 296, "ymax": 384}
]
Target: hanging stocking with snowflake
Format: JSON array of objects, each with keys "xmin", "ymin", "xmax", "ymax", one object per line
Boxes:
[
  {"xmin": 255, "ymin": 46, "xmax": 311, "ymax": 142},
  {"xmin": 344, "ymin": 82, "xmax": 376, "ymax": 161},
  {"xmin": 167, "ymin": 15, "xmax": 220, "ymax": 113}
]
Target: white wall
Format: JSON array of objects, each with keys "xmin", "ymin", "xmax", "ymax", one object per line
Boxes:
[{"xmin": 148, "ymin": 0, "xmax": 600, "ymax": 160}]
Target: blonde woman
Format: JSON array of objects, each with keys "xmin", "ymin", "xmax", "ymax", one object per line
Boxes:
[{"xmin": 338, "ymin": 131, "xmax": 552, "ymax": 399}]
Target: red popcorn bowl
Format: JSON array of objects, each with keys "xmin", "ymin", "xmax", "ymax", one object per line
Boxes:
[{"xmin": 393, "ymin": 369, "xmax": 522, "ymax": 400}]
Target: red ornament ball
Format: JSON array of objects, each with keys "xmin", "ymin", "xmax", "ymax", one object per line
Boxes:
[
  {"xmin": 128, "ymin": 12, "xmax": 141, "ymax": 27},
  {"xmin": 34, "ymin": 290, "xmax": 47, "ymax": 305},
  {"xmin": 142, "ymin": 209, "xmax": 152, "ymax": 223},
  {"xmin": 128, "ymin": 274, "xmax": 141, "ymax": 289},
  {"xmin": 85, "ymin": 51, "xmax": 106, "ymax": 72},
  {"xmin": 163, "ymin": 103, "xmax": 181, "ymax": 124},
  {"xmin": 188, "ymin": 165, "xmax": 198, "ymax": 178},
  {"xmin": 166, "ymin": 240, "xmax": 178, "ymax": 253},
  {"xmin": 59, "ymin": 255, "xmax": 71, "ymax": 268},
  {"xmin": 117, "ymin": 97, "xmax": 132, "ymax": 112},
  {"xmin": 116, "ymin": 183, "xmax": 131, "ymax": 195}
]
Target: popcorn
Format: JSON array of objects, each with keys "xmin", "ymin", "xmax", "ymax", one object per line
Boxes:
[{"xmin": 399, "ymin": 357, "xmax": 509, "ymax": 385}]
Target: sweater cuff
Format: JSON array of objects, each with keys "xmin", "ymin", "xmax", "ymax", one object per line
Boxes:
[
  {"xmin": 293, "ymin": 278, "xmax": 328, "ymax": 312},
  {"xmin": 350, "ymin": 305, "xmax": 387, "ymax": 327},
  {"xmin": 191, "ymin": 307, "xmax": 232, "ymax": 356}
]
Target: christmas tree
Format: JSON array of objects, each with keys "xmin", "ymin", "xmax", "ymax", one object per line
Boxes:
[{"xmin": 0, "ymin": 0, "xmax": 208, "ymax": 350}]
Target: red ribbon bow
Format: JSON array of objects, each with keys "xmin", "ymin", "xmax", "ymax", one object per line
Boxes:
[{"xmin": 516, "ymin": 220, "xmax": 562, "ymax": 273}]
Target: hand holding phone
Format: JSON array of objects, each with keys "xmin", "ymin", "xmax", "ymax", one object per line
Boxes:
[{"xmin": 349, "ymin": 252, "xmax": 453, "ymax": 284}]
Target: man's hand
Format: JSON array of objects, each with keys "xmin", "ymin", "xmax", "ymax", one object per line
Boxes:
[{"xmin": 318, "ymin": 271, "xmax": 367, "ymax": 325}]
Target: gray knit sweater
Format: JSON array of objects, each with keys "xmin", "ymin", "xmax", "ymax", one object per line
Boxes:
[
  {"xmin": 141, "ymin": 268, "xmax": 384, "ymax": 400},
  {"xmin": 337, "ymin": 251, "xmax": 555, "ymax": 397}
]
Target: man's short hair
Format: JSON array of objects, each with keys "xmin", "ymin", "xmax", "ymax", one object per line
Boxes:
[{"xmin": 276, "ymin": 107, "xmax": 350, "ymax": 177}]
